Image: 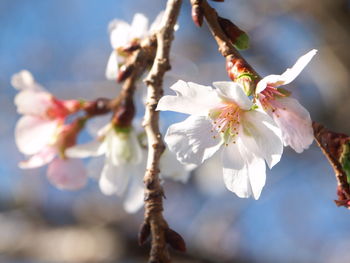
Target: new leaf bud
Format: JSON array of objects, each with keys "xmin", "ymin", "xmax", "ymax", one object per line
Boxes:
[{"xmin": 218, "ymin": 17, "xmax": 249, "ymax": 50}]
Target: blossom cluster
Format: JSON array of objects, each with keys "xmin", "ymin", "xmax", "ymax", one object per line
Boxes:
[
  {"xmin": 13, "ymin": 9, "xmax": 317, "ymax": 215},
  {"xmin": 157, "ymin": 50, "xmax": 317, "ymax": 199},
  {"xmin": 13, "ymin": 12, "xmax": 191, "ymax": 213}
]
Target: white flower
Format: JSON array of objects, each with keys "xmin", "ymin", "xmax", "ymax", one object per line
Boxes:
[
  {"xmin": 256, "ymin": 49, "xmax": 317, "ymax": 153},
  {"xmin": 13, "ymin": 70, "xmax": 87, "ymax": 190},
  {"xmin": 67, "ymin": 122, "xmax": 194, "ymax": 212},
  {"xmin": 157, "ymin": 80, "xmax": 283, "ymax": 199},
  {"xmin": 105, "ymin": 12, "xmax": 165, "ymax": 80}
]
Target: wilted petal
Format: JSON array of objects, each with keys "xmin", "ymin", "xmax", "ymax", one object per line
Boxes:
[
  {"xmin": 47, "ymin": 158, "xmax": 87, "ymax": 190},
  {"xmin": 213, "ymin": 81, "xmax": 252, "ymax": 110},
  {"xmin": 157, "ymin": 80, "xmax": 220, "ymax": 116},
  {"xmin": 11, "ymin": 70, "xmax": 44, "ymax": 91},
  {"xmin": 66, "ymin": 140, "xmax": 106, "ymax": 158},
  {"xmin": 109, "ymin": 20, "xmax": 131, "ymax": 48},
  {"xmin": 15, "ymin": 116, "xmax": 59, "ymax": 155},
  {"xmin": 164, "ymin": 115, "xmax": 222, "ymax": 165},
  {"xmin": 19, "ymin": 147, "xmax": 56, "ymax": 169},
  {"xmin": 272, "ymin": 97, "xmax": 313, "ymax": 153},
  {"xmin": 242, "ymin": 110, "xmax": 283, "ymax": 168},
  {"xmin": 130, "ymin": 13, "xmax": 149, "ymax": 40},
  {"xmin": 105, "ymin": 51, "xmax": 120, "ymax": 80},
  {"xmin": 222, "ymin": 140, "xmax": 266, "ymax": 200},
  {"xmin": 99, "ymin": 160, "xmax": 130, "ymax": 196}
]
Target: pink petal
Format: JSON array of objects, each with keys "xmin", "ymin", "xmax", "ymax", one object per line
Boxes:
[
  {"xmin": 47, "ymin": 158, "xmax": 87, "ymax": 190},
  {"xmin": 15, "ymin": 90, "xmax": 53, "ymax": 116},
  {"xmin": 19, "ymin": 147, "xmax": 56, "ymax": 169},
  {"xmin": 15, "ymin": 116, "xmax": 60, "ymax": 155},
  {"xmin": 271, "ymin": 97, "xmax": 313, "ymax": 153},
  {"xmin": 11, "ymin": 70, "xmax": 45, "ymax": 91}
]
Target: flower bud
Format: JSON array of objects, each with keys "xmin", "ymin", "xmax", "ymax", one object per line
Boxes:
[
  {"xmin": 218, "ymin": 17, "xmax": 249, "ymax": 50},
  {"xmin": 237, "ymin": 74, "xmax": 255, "ymax": 96},
  {"xmin": 112, "ymin": 97, "xmax": 135, "ymax": 128},
  {"xmin": 84, "ymin": 98, "xmax": 111, "ymax": 116},
  {"xmin": 226, "ymin": 57, "xmax": 250, "ymax": 81},
  {"xmin": 191, "ymin": 4, "xmax": 203, "ymax": 27},
  {"xmin": 117, "ymin": 64, "xmax": 134, "ymax": 83}
]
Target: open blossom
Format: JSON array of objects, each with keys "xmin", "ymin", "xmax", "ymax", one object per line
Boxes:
[
  {"xmin": 106, "ymin": 12, "xmax": 164, "ymax": 80},
  {"xmin": 157, "ymin": 81, "xmax": 283, "ymax": 199},
  {"xmin": 66, "ymin": 122, "xmax": 194, "ymax": 213},
  {"xmin": 13, "ymin": 70, "xmax": 87, "ymax": 190},
  {"xmin": 256, "ymin": 49, "xmax": 317, "ymax": 153}
]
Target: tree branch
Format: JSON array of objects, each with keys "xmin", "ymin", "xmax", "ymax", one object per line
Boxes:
[{"xmin": 142, "ymin": 0, "xmax": 183, "ymax": 262}]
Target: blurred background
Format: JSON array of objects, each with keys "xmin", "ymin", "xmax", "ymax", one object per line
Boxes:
[{"xmin": 1, "ymin": 0, "xmax": 350, "ymax": 262}]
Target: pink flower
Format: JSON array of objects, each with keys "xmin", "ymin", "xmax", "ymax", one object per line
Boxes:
[
  {"xmin": 256, "ymin": 50, "xmax": 317, "ymax": 153},
  {"xmin": 13, "ymin": 70, "xmax": 86, "ymax": 190}
]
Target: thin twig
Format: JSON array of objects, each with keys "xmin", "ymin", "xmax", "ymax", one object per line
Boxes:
[{"xmin": 142, "ymin": 0, "xmax": 183, "ymax": 262}]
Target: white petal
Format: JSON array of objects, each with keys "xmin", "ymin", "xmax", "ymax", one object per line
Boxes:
[
  {"xmin": 164, "ymin": 115, "xmax": 222, "ymax": 165},
  {"xmin": 19, "ymin": 147, "xmax": 56, "ymax": 169},
  {"xmin": 65, "ymin": 140, "xmax": 106, "ymax": 158},
  {"xmin": 99, "ymin": 160, "xmax": 130, "ymax": 196},
  {"xmin": 242, "ymin": 110, "xmax": 283, "ymax": 168},
  {"xmin": 157, "ymin": 80, "xmax": 220, "ymax": 116},
  {"xmin": 280, "ymin": 49, "xmax": 317, "ymax": 86},
  {"xmin": 15, "ymin": 116, "xmax": 59, "ymax": 155},
  {"xmin": 272, "ymin": 97, "xmax": 313, "ymax": 153},
  {"xmin": 47, "ymin": 158, "xmax": 87, "ymax": 190},
  {"xmin": 109, "ymin": 20, "xmax": 131, "ymax": 48},
  {"xmin": 150, "ymin": 11, "xmax": 165, "ymax": 33},
  {"xmin": 123, "ymin": 165, "xmax": 145, "ymax": 213},
  {"xmin": 105, "ymin": 51, "xmax": 120, "ymax": 80},
  {"xmin": 213, "ymin": 81, "xmax": 253, "ymax": 110},
  {"xmin": 130, "ymin": 13, "xmax": 149, "ymax": 39},
  {"xmin": 160, "ymin": 149, "xmax": 196, "ymax": 183},
  {"xmin": 105, "ymin": 129, "xmax": 142, "ymax": 166},
  {"xmin": 222, "ymin": 140, "xmax": 266, "ymax": 200},
  {"xmin": 256, "ymin": 75, "xmax": 285, "ymax": 93},
  {"xmin": 14, "ymin": 90, "xmax": 52, "ymax": 116},
  {"xmin": 256, "ymin": 49, "xmax": 317, "ymax": 93},
  {"xmin": 11, "ymin": 70, "xmax": 44, "ymax": 91}
]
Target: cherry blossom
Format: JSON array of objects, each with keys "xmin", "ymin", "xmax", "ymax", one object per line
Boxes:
[
  {"xmin": 66, "ymin": 122, "xmax": 194, "ymax": 213},
  {"xmin": 106, "ymin": 12, "xmax": 165, "ymax": 80},
  {"xmin": 157, "ymin": 80, "xmax": 283, "ymax": 199},
  {"xmin": 13, "ymin": 70, "xmax": 87, "ymax": 190},
  {"xmin": 256, "ymin": 49, "xmax": 317, "ymax": 153}
]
